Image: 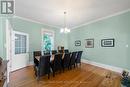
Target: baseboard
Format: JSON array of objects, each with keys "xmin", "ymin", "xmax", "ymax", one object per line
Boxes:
[
  {"xmin": 28, "ymin": 61, "xmax": 34, "ymax": 66},
  {"xmin": 81, "ymin": 59, "xmax": 130, "ymax": 76}
]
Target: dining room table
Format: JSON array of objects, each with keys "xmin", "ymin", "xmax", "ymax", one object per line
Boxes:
[{"xmin": 35, "ymin": 53, "xmax": 65, "ymax": 62}]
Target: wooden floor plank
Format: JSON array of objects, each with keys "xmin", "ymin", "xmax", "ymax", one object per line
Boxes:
[{"xmin": 9, "ymin": 63, "xmax": 121, "ymax": 87}]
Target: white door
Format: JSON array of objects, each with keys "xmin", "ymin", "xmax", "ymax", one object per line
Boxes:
[{"xmin": 11, "ymin": 31, "xmax": 29, "ymax": 71}]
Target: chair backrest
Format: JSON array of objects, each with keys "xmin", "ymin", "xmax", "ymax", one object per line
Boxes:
[
  {"xmin": 33, "ymin": 51, "xmax": 41, "ymax": 57},
  {"xmin": 76, "ymin": 51, "xmax": 83, "ymax": 63},
  {"xmin": 38, "ymin": 55, "xmax": 51, "ymax": 76},
  {"xmin": 53, "ymin": 53, "xmax": 63, "ymax": 71},
  {"xmin": 70, "ymin": 52, "xmax": 77, "ymax": 65},
  {"xmin": 33, "ymin": 51, "xmax": 41, "ymax": 66},
  {"xmin": 43, "ymin": 51, "xmax": 50, "ymax": 55},
  {"xmin": 64, "ymin": 49, "xmax": 69, "ymax": 53},
  {"xmin": 58, "ymin": 50, "xmax": 63, "ymax": 53},
  {"xmin": 77, "ymin": 51, "xmax": 83, "ymax": 59},
  {"xmin": 52, "ymin": 50, "xmax": 57, "ymax": 54},
  {"xmin": 62, "ymin": 53, "xmax": 70, "ymax": 67}
]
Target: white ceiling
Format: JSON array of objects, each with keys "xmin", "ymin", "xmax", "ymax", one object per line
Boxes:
[{"xmin": 15, "ymin": 0, "xmax": 130, "ymax": 29}]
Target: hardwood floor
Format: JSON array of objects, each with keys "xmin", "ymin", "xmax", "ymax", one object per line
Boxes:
[{"xmin": 9, "ymin": 63, "xmax": 121, "ymax": 87}]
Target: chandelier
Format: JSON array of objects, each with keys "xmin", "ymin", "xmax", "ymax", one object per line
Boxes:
[{"xmin": 60, "ymin": 12, "xmax": 70, "ymax": 33}]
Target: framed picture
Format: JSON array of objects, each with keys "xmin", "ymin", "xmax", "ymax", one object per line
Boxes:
[
  {"xmin": 75, "ymin": 40, "xmax": 81, "ymax": 46},
  {"xmin": 101, "ymin": 39, "xmax": 115, "ymax": 47},
  {"xmin": 85, "ymin": 39, "xmax": 94, "ymax": 48}
]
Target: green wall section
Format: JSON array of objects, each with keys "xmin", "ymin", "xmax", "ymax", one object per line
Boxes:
[
  {"xmin": 9, "ymin": 17, "xmax": 68, "ymax": 61},
  {"xmin": 0, "ymin": 18, "xmax": 4, "ymax": 58},
  {"xmin": 68, "ymin": 11, "xmax": 130, "ymax": 70},
  {"xmin": 0, "ymin": 17, "xmax": 6, "ymax": 59}
]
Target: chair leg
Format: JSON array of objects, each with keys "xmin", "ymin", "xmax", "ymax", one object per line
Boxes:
[
  {"xmin": 36, "ymin": 71, "xmax": 40, "ymax": 81},
  {"xmin": 36, "ymin": 76, "xmax": 40, "ymax": 81},
  {"xmin": 34, "ymin": 66, "xmax": 37, "ymax": 76},
  {"xmin": 48, "ymin": 73, "xmax": 50, "ymax": 79},
  {"xmin": 80, "ymin": 62, "xmax": 81, "ymax": 66},
  {"xmin": 63, "ymin": 67, "xmax": 65, "ymax": 72},
  {"xmin": 70, "ymin": 65, "xmax": 72, "ymax": 69},
  {"xmin": 76, "ymin": 63, "xmax": 78, "ymax": 67},
  {"xmin": 68, "ymin": 66, "xmax": 70, "ymax": 70},
  {"xmin": 74, "ymin": 64, "xmax": 75, "ymax": 68},
  {"xmin": 53, "ymin": 72, "xmax": 55, "ymax": 77}
]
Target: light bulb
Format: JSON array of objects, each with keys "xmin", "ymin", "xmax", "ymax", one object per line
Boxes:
[{"xmin": 60, "ymin": 28, "xmax": 64, "ymax": 33}]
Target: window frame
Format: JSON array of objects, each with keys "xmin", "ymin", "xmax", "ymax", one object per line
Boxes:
[
  {"xmin": 41, "ymin": 29, "xmax": 54, "ymax": 52},
  {"xmin": 13, "ymin": 31, "xmax": 29, "ymax": 55}
]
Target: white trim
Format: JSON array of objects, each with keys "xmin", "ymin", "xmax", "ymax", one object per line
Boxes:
[
  {"xmin": 13, "ymin": 31, "xmax": 29, "ymax": 36},
  {"xmin": 28, "ymin": 61, "xmax": 34, "ymax": 66},
  {"xmin": 5, "ymin": 19, "xmax": 11, "ymax": 83},
  {"xmin": 72, "ymin": 9, "xmax": 130, "ymax": 29},
  {"xmin": 81, "ymin": 59, "xmax": 130, "ymax": 76},
  {"xmin": 13, "ymin": 16, "xmax": 60, "ymax": 29}
]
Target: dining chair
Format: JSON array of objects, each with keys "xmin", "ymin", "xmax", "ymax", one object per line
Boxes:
[
  {"xmin": 58, "ymin": 50, "xmax": 63, "ymax": 53},
  {"xmin": 33, "ymin": 51, "xmax": 41, "ymax": 66},
  {"xmin": 69, "ymin": 52, "xmax": 77, "ymax": 69},
  {"xmin": 35, "ymin": 55, "xmax": 51, "ymax": 80},
  {"xmin": 50, "ymin": 53, "xmax": 63, "ymax": 77},
  {"xmin": 43, "ymin": 51, "xmax": 50, "ymax": 55},
  {"xmin": 51, "ymin": 50, "xmax": 57, "ymax": 54},
  {"xmin": 64, "ymin": 49, "xmax": 69, "ymax": 53},
  {"xmin": 75, "ymin": 51, "xmax": 83, "ymax": 66},
  {"xmin": 62, "ymin": 53, "xmax": 70, "ymax": 71}
]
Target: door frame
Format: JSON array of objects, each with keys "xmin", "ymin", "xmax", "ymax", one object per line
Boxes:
[
  {"xmin": 6, "ymin": 19, "xmax": 12, "ymax": 83},
  {"xmin": 11, "ymin": 31, "xmax": 29, "ymax": 71}
]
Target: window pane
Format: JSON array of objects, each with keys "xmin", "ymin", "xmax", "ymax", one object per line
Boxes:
[
  {"xmin": 15, "ymin": 34, "xmax": 27, "ymax": 54},
  {"xmin": 15, "ymin": 40, "xmax": 20, "ymax": 48},
  {"xmin": 15, "ymin": 47, "xmax": 20, "ymax": 54},
  {"xmin": 43, "ymin": 34, "xmax": 51, "ymax": 51},
  {"xmin": 21, "ymin": 35, "xmax": 26, "ymax": 48},
  {"xmin": 21, "ymin": 48, "xmax": 26, "ymax": 53}
]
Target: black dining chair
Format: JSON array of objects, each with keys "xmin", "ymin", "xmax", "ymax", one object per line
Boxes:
[
  {"xmin": 62, "ymin": 53, "xmax": 70, "ymax": 71},
  {"xmin": 33, "ymin": 51, "xmax": 41, "ymax": 66},
  {"xmin": 43, "ymin": 51, "xmax": 50, "ymax": 55},
  {"xmin": 50, "ymin": 53, "xmax": 63, "ymax": 77},
  {"xmin": 34, "ymin": 55, "xmax": 51, "ymax": 80},
  {"xmin": 69, "ymin": 52, "xmax": 77, "ymax": 69},
  {"xmin": 58, "ymin": 50, "xmax": 63, "ymax": 53},
  {"xmin": 75, "ymin": 51, "xmax": 83, "ymax": 66},
  {"xmin": 64, "ymin": 49, "xmax": 69, "ymax": 53},
  {"xmin": 51, "ymin": 50, "xmax": 57, "ymax": 54}
]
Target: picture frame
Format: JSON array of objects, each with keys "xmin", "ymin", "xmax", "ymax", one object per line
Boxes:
[
  {"xmin": 85, "ymin": 39, "xmax": 94, "ymax": 48},
  {"xmin": 75, "ymin": 40, "xmax": 81, "ymax": 46},
  {"xmin": 101, "ymin": 39, "xmax": 115, "ymax": 47}
]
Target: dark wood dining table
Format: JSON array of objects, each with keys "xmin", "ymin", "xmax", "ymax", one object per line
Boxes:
[{"xmin": 35, "ymin": 53, "xmax": 65, "ymax": 62}]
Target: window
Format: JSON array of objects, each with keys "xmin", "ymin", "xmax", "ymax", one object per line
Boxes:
[
  {"xmin": 15, "ymin": 34, "xmax": 27, "ymax": 54},
  {"xmin": 42, "ymin": 30, "xmax": 54, "ymax": 52}
]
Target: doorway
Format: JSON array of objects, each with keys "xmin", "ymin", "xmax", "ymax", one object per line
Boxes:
[{"xmin": 11, "ymin": 31, "xmax": 29, "ymax": 71}]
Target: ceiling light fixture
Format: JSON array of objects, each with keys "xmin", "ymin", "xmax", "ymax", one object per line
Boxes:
[{"xmin": 60, "ymin": 12, "xmax": 70, "ymax": 33}]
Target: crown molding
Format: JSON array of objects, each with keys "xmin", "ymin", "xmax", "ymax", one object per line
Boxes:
[
  {"xmin": 71, "ymin": 9, "xmax": 130, "ymax": 30},
  {"xmin": 13, "ymin": 15, "xmax": 60, "ymax": 29},
  {"xmin": 1, "ymin": 9, "xmax": 130, "ymax": 30}
]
